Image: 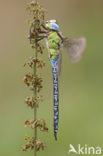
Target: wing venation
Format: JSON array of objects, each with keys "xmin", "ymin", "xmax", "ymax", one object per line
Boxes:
[{"xmin": 63, "ymin": 37, "xmax": 86, "ymax": 63}]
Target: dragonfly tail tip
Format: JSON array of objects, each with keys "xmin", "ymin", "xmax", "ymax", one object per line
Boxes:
[{"xmin": 54, "ymin": 133, "xmax": 57, "ymax": 141}]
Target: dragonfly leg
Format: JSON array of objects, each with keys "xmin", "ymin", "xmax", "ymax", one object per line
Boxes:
[
  {"xmin": 30, "ymin": 35, "xmax": 47, "ymax": 44},
  {"xmin": 36, "ymin": 35, "xmax": 47, "ymax": 42},
  {"xmin": 41, "ymin": 24, "xmax": 48, "ymax": 31},
  {"xmin": 38, "ymin": 30, "xmax": 47, "ymax": 34}
]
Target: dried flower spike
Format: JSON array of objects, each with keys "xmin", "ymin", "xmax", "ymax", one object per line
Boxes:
[{"xmin": 22, "ymin": 1, "xmax": 48, "ymax": 155}]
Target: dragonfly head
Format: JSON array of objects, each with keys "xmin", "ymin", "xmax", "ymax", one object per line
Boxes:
[{"xmin": 45, "ymin": 19, "xmax": 60, "ymax": 32}]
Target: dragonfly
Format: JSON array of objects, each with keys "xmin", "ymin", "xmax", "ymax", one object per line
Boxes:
[{"xmin": 30, "ymin": 19, "xmax": 86, "ymax": 140}]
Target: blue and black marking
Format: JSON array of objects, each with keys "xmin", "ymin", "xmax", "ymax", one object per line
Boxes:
[{"xmin": 51, "ymin": 59, "xmax": 59, "ymax": 140}]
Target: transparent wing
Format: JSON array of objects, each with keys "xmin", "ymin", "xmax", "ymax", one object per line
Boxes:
[
  {"xmin": 63, "ymin": 37, "xmax": 86, "ymax": 63},
  {"xmin": 56, "ymin": 50, "xmax": 62, "ymax": 77}
]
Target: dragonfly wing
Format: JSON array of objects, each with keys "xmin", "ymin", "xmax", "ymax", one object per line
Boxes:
[
  {"xmin": 63, "ymin": 37, "xmax": 86, "ymax": 63},
  {"xmin": 57, "ymin": 50, "xmax": 62, "ymax": 77}
]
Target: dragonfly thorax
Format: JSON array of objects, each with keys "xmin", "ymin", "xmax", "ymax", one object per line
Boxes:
[{"xmin": 46, "ymin": 31, "xmax": 61, "ymax": 60}]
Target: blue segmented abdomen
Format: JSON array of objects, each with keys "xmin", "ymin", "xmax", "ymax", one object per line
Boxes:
[{"xmin": 52, "ymin": 66, "xmax": 59, "ymax": 140}]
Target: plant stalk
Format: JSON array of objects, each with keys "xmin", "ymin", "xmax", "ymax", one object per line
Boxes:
[
  {"xmin": 34, "ymin": 45, "xmax": 37, "ymax": 156},
  {"xmin": 34, "ymin": 0, "xmax": 38, "ymax": 156}
]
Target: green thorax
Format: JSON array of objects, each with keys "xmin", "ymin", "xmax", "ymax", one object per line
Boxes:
[
  {"xmin": 47, "ymin": 31, "xmax": 61, "ymax": 60},
  {"xmin": 48, "ymin": 31, "xmax": 61, "ymax": 49}
]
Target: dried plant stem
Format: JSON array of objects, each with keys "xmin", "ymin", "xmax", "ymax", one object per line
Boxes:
[
  {"xmin": 34, "ymin": 0, "xmax": 38, "ymax": 156},
  {"xmin": 22, "ymin": 0, "xmax": 48, "ymax": 154},
  {"xmin": 34, "ymin": 44, "xmax": 37, "ymax": 156}
]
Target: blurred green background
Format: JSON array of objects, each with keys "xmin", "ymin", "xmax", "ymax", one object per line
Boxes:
[{"xmin": 0, "ymin": 0, "xmax": 103, "ymax": 156}]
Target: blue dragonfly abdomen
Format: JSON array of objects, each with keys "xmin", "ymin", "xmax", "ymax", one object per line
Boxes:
[{"xmin": 51, "ymin": 59, "xmax": 59, "ymax": 140}]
